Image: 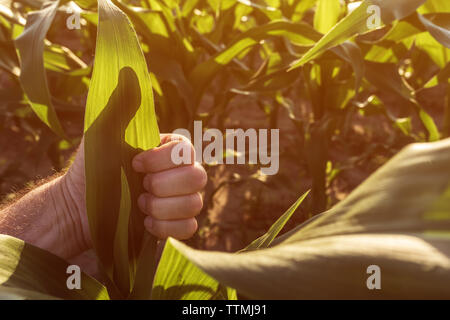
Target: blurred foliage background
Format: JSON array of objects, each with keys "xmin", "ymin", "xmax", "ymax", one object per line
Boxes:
[{"xmin": 0, "ymin": 0, "xmax": 449, "ymax": 251}]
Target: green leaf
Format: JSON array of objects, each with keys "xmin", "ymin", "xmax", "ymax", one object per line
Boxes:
[
  {"xmin": 314, "ymin": 0, "xmax": 341, "ymax": 34},
  {"xmin": 425, "ymin": 62, "xmax": 450, "ymax": 88},
  {"xmin": 364, "ymin": 61, "xmax": 439, "ymax": 141},
  {"xmin": 291, "ymin": 0, "xmax": 317, "ymax": 22},
  {"xmin": 188, "ymin": 20, "xmax": 322, "ymax": 104},
  {"xmin": 378, "ymin": 12, "xmax": 450, "ymax": 50},
  {"xmin": 0, "ymin": 234, "xmax": 109, "ymax": 300},
  {"xmin": 152, "ymin": 239, "xmax": 237, "ymax": 300},
  {"xmin": 418, "ymin": 0, "xmax": 450, "ymax": 14},
  {"xmin": 242, "ymin": 67, "xmax": 302, "ymax": 93},
  {"xmin": 415, "ymin": 32, "xmax": 450, "ymax": 69},
  {"xmin": 363, "ymin": 44, "xmax": 399, "ymax": 63},
  {"xmin": 128, "ymin": 233, "xmax": 158, "ymax": 299},
  {"xmin": 153, "ymin": 186, "xmax": 309, "ymax": 300},
  {"xmin": 331, "ymin": 41, "xmax": 364, "ymax": 91},
  {"xmin": 70, "ymin": 0, "xmax": 98, "ymax": 10},
  {"xmin": 290, "ymin": 0, "xmax": 427, "ymax": 70},
  {"xmin": 112, "ymin": 168, "xmax": 132, "ymax": 294},
  {"xmin": 112, "ymin": 0, "xmax": 175, "ymax": 58},
  {"xmin": 417, "ymin": 13, "xmax": 450, "ymax": 48},
  {"xmin": 0, "ymin": 286, "xmax": 59, "ymax": 300},
  {"xmin": 170, "ymin": 138, "xmax": 450, "ymax": 299},
  {"xmin": 43, "ymin": 43, "xmax": 88, "ymax": 73},
  {"xmin": 240, "ymin": 190, "xmax": 310, "ymax": 252},
  {"xmin": 364, "ymin": 61, "xmax": 414, "ymax": 101},
  {"xmin": 381, "ymin": 19, "xmax": 423, "ymax": 43},
  {"xmin": 14, "ymin": 0, "xmax": 66, "ymax": 138},
  {"xmin": 83, "ymin": 0, "xmax": 160, "ymax": 298}
]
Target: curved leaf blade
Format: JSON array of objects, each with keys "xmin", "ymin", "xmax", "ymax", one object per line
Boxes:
[
  {"xmin": 290, "ymin": 0, "xmax": 427, "ymax": 70},
  {"xmin": 152, "ymin": 240, "xmax": 237, "ymax": 300},
  {"xmin": 314, "ymin": 0, "xmax": 341, "ymax": 34},
  {"xmin": 14, "ymin": 0, "xmax": 65, "ymax": 137},
  {"xmin": 418, "ymin": 13, "xmax": 450, "ymax": 48},
  {"xmin": 0, "ymin": 234, "xmax": 109, "ymax": 300},
  {"xmin": 170, "ymin": 138, "xmax": 450, "ymax": 299},
  {"xmin": 83, "ymin": 0, "xmax": 160, "ymax": 298},
  {"xmin": 188, "ymin": 20, "xmax": 322, "ymax": 103},
  {"xmin": 240, "ymin": 190, "xmax": 310, "ymax": 252}
]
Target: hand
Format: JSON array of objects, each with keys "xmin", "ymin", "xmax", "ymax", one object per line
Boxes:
[{"xmin": 64, "ymin": 133, "xmax": 206, "ymax": 255}]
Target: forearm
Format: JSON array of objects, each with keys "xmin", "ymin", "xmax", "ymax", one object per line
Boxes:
[{"xmin": 0, "ymin": 175, "xmax": 87, "ymax": 260}]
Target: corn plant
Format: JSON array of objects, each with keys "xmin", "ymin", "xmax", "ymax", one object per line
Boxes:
[{"xmin": 0, "ymin": 0, "xmax": 450, "ymax": 299}]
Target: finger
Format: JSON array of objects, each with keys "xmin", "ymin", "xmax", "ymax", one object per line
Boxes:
[
  {"xmin": 132, "ymin": 134, "xmax": 194, "ymax": 173},
  {"xmin": 143, "ymin": 162, "xmax": 207, "ymax": 197},
  {"xmin": 159, "ymin": 133, "xmax": 189, "ymax": 145},
  {"xmin": 138, "ymin": 192, "xmax": 203, "ymax": 220},
  {"xmin": 144, "ymin": 216, "xmax": 198, "ymax": 240}
]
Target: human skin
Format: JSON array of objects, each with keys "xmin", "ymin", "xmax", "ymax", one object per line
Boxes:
[{"xmin": 0, "ymin": 133, "xmax": 206, "ymax": 261}]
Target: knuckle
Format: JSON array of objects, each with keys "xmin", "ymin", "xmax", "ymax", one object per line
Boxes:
[
  {"xmin": 188, "ymin": 143, "xmax": 196, "ymax": 164},
  {"xmin": 150, "ymin": 174, "xmax": 161, "ymax": 195},
  {"xmin": 141, "ymin": 151, "xmax": 156, "ymax": 172},
  {"xmin": 146, "ymin": 194, "xmax": 157, "ymax": 215},
  {"xmin": 172, "ymin": 133, "xmax": 191, "ymax": 144},
  {"xmin": 143, "ymin": 174, "xmax": 152, "ymax": 191},
  {"xmin": 156, "ymin": 221, "xmax": 170, "ymax": 239},
  {"xmin": 192, "ymin": 163, "xmax": 207, "ymax": 189},
  {"xmin": 171, "ymin": 140, "xmax": 195, "ymax": 166},
  {"xmin": 144, "ymin": 217, "xmax": 153, "ymax": 233},
  {"xmin": 187, "ymin": 218, "xmax": 198, "ymax": 236},
  {"xmin": 189, "ymin": 193, "xmax": 203, "ymax": 215},
  {"xmin": 163, "ymin": 133, "xmax": 191, "ymax": 146},
  {"xmin": 179, "ymin": 218, "xmax": 198, "ymax": 240}
]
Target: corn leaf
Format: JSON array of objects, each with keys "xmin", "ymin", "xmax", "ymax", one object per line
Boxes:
[
  {"xmin": 152, "ymin": 239, "xmax": 237, "ymax": 300},
  {"xmin": 0, "ymin": 234, "xmax": 109, "ymax": 300},
  {"xmin": 314, "ymin": 0, "xmax": 341, "ymax": 34},
  {"xmin": 14, "ymin": 0, "xmax": 65, "ymax": 138},
  {"xmin": 364, "ymin": 61, "xmax": 439, "ymax": 141},
  {"xmin": 418, "ymin": 0, "xmax": 450, "ymax": 14},
  {"xmin": 84, "ymin": 0, "xmax": 160, "ymax": 298},
  {"xmin": 0, "ymin": 286, "xmax": 60, "ymax": 300},
  {"xmin": 290, "ymin": 0, "xmax": 317, "ymax": 22},
  {"xmin": 188, "ymin": 20, "xmax": 322, "ymax": 103},
  {"xmin": 415, "ymin": 32, "xmax": 450, "ymax": 69},
  {"xmin": 240, "ymin": 190, "xmax": 310, "ymax": 252},
  {"xmin": 290, "ymin": 0, "xmax": 427, "ymax": 70},
  {"xmin": 417, "ymin": 13, "xmax": 450, "ymax": 48},
  {"xmin": 331, "ymin": 41, "xmax": 364, "ymax": 91},
  {"xmin": 43, "ymin": 43, "xmax": 88, "ymax": 73},
  {"xmin": 152, "ymin": 189, "xmax": 310, "ymax": 299},
  {"xmin": 170, "ymin": 138, "xmax": 450, "ymax": 299}
]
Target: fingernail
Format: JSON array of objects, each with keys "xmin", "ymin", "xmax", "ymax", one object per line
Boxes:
[
  {"xmin": 132, "ymin": 157, "xmax": 144, "ymax": 172},
  {"xmin": 138, "ymin": 194, "xmax": 147, "ymax": 212}
]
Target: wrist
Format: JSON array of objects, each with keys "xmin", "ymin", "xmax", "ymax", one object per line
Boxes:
[{"xmin": 52, "ymin": 173, "xmax": 91, "ymax": 256}]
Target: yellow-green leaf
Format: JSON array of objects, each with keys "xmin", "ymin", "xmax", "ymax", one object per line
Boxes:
[
  {"xmin": 15, "ymin": 0, "xmax": 65, "ymax": 137},
  {"xmin": 0, "ymin": 234, "xmax": 109, "ymax": 300},
  {"xmin": 83, "ymin": 0, "xmax": 160, "ymax": 298},
  {"xmin": 171, "ymin": 138, "xmax": 450, "ymax": 299}
]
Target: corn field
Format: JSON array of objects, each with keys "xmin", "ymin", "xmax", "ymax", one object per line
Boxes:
[{"xmin": 0, "ymin": 0, "xmax": 449, "ymax": 300}]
